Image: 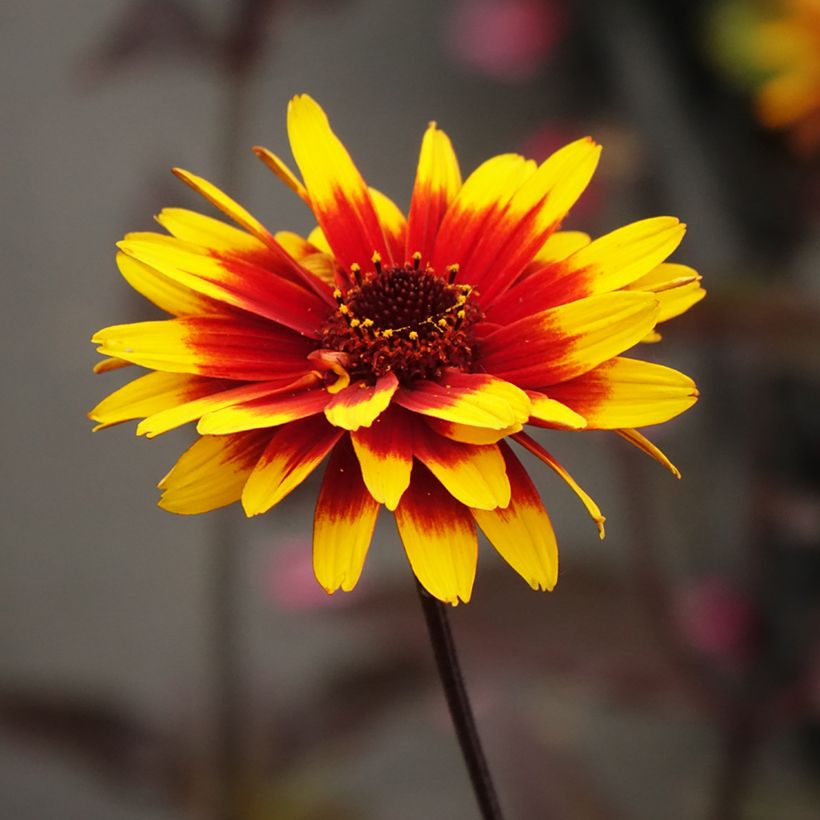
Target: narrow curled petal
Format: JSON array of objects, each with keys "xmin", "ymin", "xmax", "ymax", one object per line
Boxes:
[
  {"xmin": 93, "ymin": 357, "xmax": 131, "ymax": 374},
  {"xmin": 197, "ymin": 376, "xmax": 328, "ymax": 435},
  {"xmin": 627, "ymin": 263, "xmax": 706, "ymax": 324},
  {"xmin": 414, "ymin": 424, "xmax": 511, "ymax": 511},
  {"xmin": 616, "ymin": 428, "xmax": 681, "ymax": 478},
  {"xmin": 395, "ymin": 463, "xmax": 477, "ymax": 605},
  {"xmin": 513, "ymin": 431, "xmax": 606, "ymax": 538},
  {"xmin": 172, "ymin": 168, "xmax": 274, "ymax": 244},
  {"xmin": 431, "ymin": 154, "xmax": 536, "ymax": 276},
  {"xmin": 424, "ymin": 416, "xmax": 522, "ymax": 444},
  {"xmin": 481, "ymin": 291, "xmax": 660, "ymax": 387},
  {"xmin": 90, "ymin": 371, "xmax": 230, "ymax": 431},
  {"xmin": 350, "ymin": 405, "xmax": 414, "ymax": 510},
  {"xmin": 241, "ymin": 416, "xmax": 343, "ymax": 516},
  {"xmin": 544, "ymin": 357, "xmax": 698, "ymax": 429},
  {"xmin": 489, "ymin": 217, "xmax": 685, "ymax": 322},
  {"xmin": 92, "ymin": 316, "xmax": 314, "ymax": 380},
  {"xmin": 313, "ymin": 436, "xmax": 379, "ymax": 593},
  {"xmin": 252, "ymin": 146, "xmax": 310, "ymax": 203},
  {"xmin": 158, "ymin": 431, "xmax": 271, "ymax": 514},
  {"xmin": 464, "ymin": 138, "xmax": 602, "ymax": 305},
  {"xmin": 396, "ymin": 371, "xmax": 531, "ymax": 429},
  {"xmin": 471, "ymin": 442, "xmax": 558, "ymax": 591},
  {"xmin": 323, "ymin": 372, "xmax": 399, "ymax": 431},
  {"xmin": 526, "ymin": 391, "xmax": 587, "ymax": 429},
  {"xmin": 406, "ymin": 123, "xmax": 462, "ymax": 263},
  {"xmin": 287, "ymin": 94, "xmax": 389, "ymax": 269}
]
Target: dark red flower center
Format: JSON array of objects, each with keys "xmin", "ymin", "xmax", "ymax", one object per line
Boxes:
[{"xmin": 319, "ymin": 258, "xmax": 483, "ymax": 385}]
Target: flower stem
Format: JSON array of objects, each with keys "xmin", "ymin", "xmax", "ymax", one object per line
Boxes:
[{"xmin": 416, "ymin": 583, "xmax": 504, "ymax": 820}]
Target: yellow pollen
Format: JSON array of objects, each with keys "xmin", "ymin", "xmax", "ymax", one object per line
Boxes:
[
  {"xmin": 350, "ymin": 263, "xmax": 361, "ymax": 273},
  {"xmin": 339, "ymin": 304, "xmax": 349, "ymax": 315},
  {"xmin": 361, "ymin": 318, "xmax": 374, "ymax": 328},
  {"xmin": 437, "ymin": 318, "xmax": 448, "ymax": 329},
  {"xmin": 408, "ymin": 330, "xmax": 419, "ymax": 341},
  {"xmin": 333, "ymin": 288, "xmax": 342, "ymax": 300},
  {"xmin": 382, "ymin": 328, "xmax": 394, "ymax": 338},
  {"xmin": 349, "ymin": 318, "xmax": 360, "ymax": 328}
]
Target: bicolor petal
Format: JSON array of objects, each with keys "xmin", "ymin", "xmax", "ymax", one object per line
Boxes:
[
  {"xmin": 324, "ymin": 372, "xmax": 399, "ymax": 431},
  {"xmin": 414, "ymin": 424, "xmax": 511, "ymax": 511},
  {"xmin": 287, "ymin": 94, "xmax": 390, "ymax": 269},
  {"xmin": 480, "ymin": 291, "xmax": 660, "ymax": 387},
  {"xmin": 543, "ymin": 357, "xmax": 699, "ymax": 429},
  {"xmin": 489, "ymin": 217, "xmax": 685, "ymax": 323},
  {"xmin": 313, "ymin": 436, "xmax": 379, "ymax": 593},
  {"xmin": 406, "ymin": 123, "xmax": 462, "ymax": 264},
  {"xmin": 396, "ymin": 371, "xmax": 531, "ymax": 429},
  {"xmin": 394, "ymin": 463, "xmax": 477, "ymax": 605},
  {"xmin": 90, "ymin": 371, "xmax": 231, "ymax": 431},
  {"xmin": 92, "ymin": 316, "xmax": 314, "ymax": 380},
  {"xmin": 197, "ymin": 375, "xmax": 329, "ymax": 435},
  {"xmin": 241, "ymin": 415, "xmax": 343, "ymax": 516},
  {"xmin": 471, "ymin": 442, "xmax": 558, "ymax": 591},
  {"xmin": 350, "ymin": 405, "xmax": 414, "ymax": 510}
]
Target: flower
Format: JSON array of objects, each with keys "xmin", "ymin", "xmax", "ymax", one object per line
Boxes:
[
  {"xmin": 90, "ymin": 95, "xmax": 704, "ymax": 604},
  {"xmin": 753, "ymin": 0, "xmax": 820, "ymax": 152}
]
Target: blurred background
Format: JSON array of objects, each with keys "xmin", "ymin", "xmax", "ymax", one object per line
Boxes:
[{"xmin": 2, "ymin": 0, "xmax": 820, "ymax": 817}]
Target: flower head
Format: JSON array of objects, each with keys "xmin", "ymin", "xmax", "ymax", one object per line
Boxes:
[
  {"xmin": 90, "ymin": 95, "xmax": 704, "ymax": 604},
  {"xmin": 754, "ymin": 0, "xmax": 820, "ymax": 152}
]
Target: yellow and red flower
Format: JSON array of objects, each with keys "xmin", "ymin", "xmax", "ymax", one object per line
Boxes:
[
  {"xmin": 754, "ymin": 0, "xmax": 820, "ymax": 152},
  {"xmin": 90, "ymin": 95, "xmax": 704, "ymax": 604}
]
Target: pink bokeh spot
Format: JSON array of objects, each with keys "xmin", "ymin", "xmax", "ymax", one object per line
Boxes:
[
  {"xmin": 676, "ymin": 577, "xmax": 758, "ymax": 665},
  {"xmin": 448, "ymin": 0, "xmax": 566, "ymax": 82},
  {"xmin": 265, "ymin": 539, "xmax": 351, "ymax": 612}
]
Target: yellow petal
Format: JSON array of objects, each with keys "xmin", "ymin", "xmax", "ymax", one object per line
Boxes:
[
  {"xmin": 155, "ymin": 208, "xmax": 265, "ymax": 253},
  {"xmin": 513, "ymin": 431, "xmax": 606, "ymax": 538},
  {"xmin": 90, "ymin": 371, "xmax": 216, "ymax": 431},
  {"xmin": 531, "ymin": 230, "xmax": 591, "ymax": 267},
  {"xmin": 158, "ymin": 431, "xmax": 271, "ymax": 514},
  {"xmin": 172, "ymin": 167, "xmax": 274, "ymax": 244},
  {"xmin": 526, "ymin": 391, "xmax": 587, "ymax": 430},
  {"xmin": 423, "ymin": 417, "xmax": 523, "ymax": 444},
  {"xmin": 116, "ymin": 251, "xmax": 221, "ymax": 317},
  {"xmin": 628, "ymin": 263, "xmax": 706, "ymax": 324},
  {"xmin": 616, "ymin": 428, "xmax": 681, "ymax": 478},
  {"xmin": 554, "ymin": 217, "xmax": 686, "ymax": 297},
  {"xmin": 252, "ymin": 145, "xmax": 310, "ymax": 203}
]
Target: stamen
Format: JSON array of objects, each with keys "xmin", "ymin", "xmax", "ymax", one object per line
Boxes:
[
  {"xmin": 372, "ymin": 251, "xmax": 382, "ymax": 274},
  {"xmin": 350, "ymin": 263, "xmax": 362, "ymax": 287},
  {"xmin": 412, "ymin": 251, "xmax": 422, "ymax": 270},
  {"xmin": 447, "ymin": 264, "xmax": 459, "ymax": 284}
]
